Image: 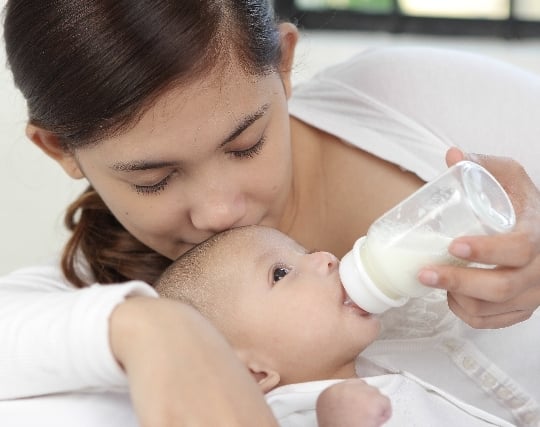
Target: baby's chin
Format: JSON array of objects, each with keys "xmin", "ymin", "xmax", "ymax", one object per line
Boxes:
[{"xmin": 347, "ymin": 317, "xmax": 382, "ymax": 353}]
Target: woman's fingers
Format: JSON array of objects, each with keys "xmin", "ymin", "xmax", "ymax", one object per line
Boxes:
[
  {"xmin": 445, "ymin": 146, "xmax": 466, "ymax": 166},
  {"xmin": 447, "ymin": 292, "xmax": 537, "ymax": 329},
  {"xmin": 436, "ymin": 148, "xmax": 540, "ymax": 328},
  {"xmin": 465, "ymin": 151, "xmax": 540, "ymax": 216},
  {"xmin": 418, "ymin": 266, "xmax": 530, "ymax": 303},
  {"xmin": 419, "ymin": 259, "xmax": 540, "ymax": 328},
  {"xmin": 448, "ymin": 231, "xmax": 535, "ymax": 268}
]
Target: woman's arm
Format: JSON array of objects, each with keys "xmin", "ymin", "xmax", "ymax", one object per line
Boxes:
[
  {"xmin": 0, "ymin": 263, "xmax": 278, "ymax": 426},
  {"xmin": 0, "ymin": 263, "xmax": 151, "ymax": 398},
  {"xmin": 111, "ymin": 297, "xmax": 278, "ymax": 427},
  {"xmin": 418, "ymin": 148, "xmax": 540, "ymax": 328}
]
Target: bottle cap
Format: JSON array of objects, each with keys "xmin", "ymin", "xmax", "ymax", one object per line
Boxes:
[{"xmin": 339, "ymin": 236, "xmax": 409, "ymax": 314}]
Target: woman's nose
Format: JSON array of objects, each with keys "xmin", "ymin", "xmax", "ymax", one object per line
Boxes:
[
  {"xmin": 189, "ymin": 191, "xmax": 246, "ymax": 233},
  {"xmin": 306, "ymin": 251, "xmax": 339, "ymax": 275}
]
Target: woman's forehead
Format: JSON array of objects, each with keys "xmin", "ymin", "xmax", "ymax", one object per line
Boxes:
[{"xmin": 98, "ymin": 68, "xmax": 277, "ymax": 149}]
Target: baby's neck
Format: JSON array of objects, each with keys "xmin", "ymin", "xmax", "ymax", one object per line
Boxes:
[
  {"xmin": 355, "ymin": 356, "xmax": 395, "ymax": 377},
  {"xmin": 331, "ymin": 360, "xmax": 358, "ymax": 379}
]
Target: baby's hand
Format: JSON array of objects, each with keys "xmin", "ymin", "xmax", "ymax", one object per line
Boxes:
[{"xmin": 316, "ymin": 378, "xmax": 391, "ymax": 427}]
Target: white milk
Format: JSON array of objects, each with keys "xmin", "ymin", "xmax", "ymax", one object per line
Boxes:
[{"xmin": 360, "ymin": 230, "xmax": 467, "ymax": 299}]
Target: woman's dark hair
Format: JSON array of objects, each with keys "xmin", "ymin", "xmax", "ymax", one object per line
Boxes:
[{"xmin": 4, "ymin": 0, "xmax": 283, "ymax": 287}]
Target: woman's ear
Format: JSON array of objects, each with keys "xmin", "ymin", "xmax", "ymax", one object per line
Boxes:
[
  {"xmin": 278, "ymin": 22, "xmax": 299, "ymax": 99},
  {"xmin": 26, "ymin": 124, "xmax": 85, "ymax": 179}
]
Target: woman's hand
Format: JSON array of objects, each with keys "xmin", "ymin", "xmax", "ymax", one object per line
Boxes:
[
  {"xmin": 418, "ymin": 148, "xmax": 540, "ymax": 329},
  {"xmin": 316, "ymin": 378, "xmax": 391, "ymax": 427},
  {"xmin": 110, "ymin": 297, "xmax": 278, "ymax": 427}
]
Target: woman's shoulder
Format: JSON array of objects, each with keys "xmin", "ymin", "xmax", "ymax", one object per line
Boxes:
[
  {"xmin": 313, "ymin": 45, "xmax": 538, "ymax": 81},
  {"xmin": 297, "ymin": 45, "xmax": 540, "ymax": 102}
]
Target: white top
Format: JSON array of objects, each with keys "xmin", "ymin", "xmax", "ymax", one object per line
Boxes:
[
  {"xmin": 289, "ymin": 46, "xmax": 540, "ymax": 426},
  {"xmin": 289, "ymin": 46, "xmax": 540, "ymax": 185},
  {"xmin": 0, "ymin": 258, "xmax": 157, "ymax": 399},
  {"xmin": 1, "ymin": 47, "xmax": 539, "ymax": 424},
  {"xmin": 0, "ymin": 392, "xmax": 137, "ymax": 427}
]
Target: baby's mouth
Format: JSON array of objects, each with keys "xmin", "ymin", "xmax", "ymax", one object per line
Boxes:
[{"xmin": 342, "ymin": 287, "xmax": 371, "ymax": 316}]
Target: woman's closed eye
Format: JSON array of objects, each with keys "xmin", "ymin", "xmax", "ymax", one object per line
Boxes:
[
  {"xmin": 134, "ymin": 175, "xmax": 172, "ymax": 195},
  {"xmin": 133, "ymin": 171, "xmax": 177, "ymax": 195},
  {"xmin": 229, "ymin": 135, "xmax": 267, "ymax": 159},
  {"xmin": 273, "ymin": 266, "xmax": 290, "ymax": 283}
]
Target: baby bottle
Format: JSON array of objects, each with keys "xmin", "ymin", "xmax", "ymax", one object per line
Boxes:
[{"xmin": 339, "ymin": 160, "xmax": 516, "ymax": 314}]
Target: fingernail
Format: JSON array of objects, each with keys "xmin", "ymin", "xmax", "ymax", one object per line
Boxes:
[
  {"xmin": 450, "ymin": 242, "xmax": 472, "ymax": 258},
  {"xmin": 418, "ymin": 270, "xmax": 439, "ymax": 286}
]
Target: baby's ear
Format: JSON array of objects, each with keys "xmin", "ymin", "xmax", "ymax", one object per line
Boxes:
[
  {"xmin": 248, "ymin": 362, "xmax": 281, "ymax": 393},
  {"xmin": 236, "ymin": 350, "xmax": 281, "ymax": 393}
]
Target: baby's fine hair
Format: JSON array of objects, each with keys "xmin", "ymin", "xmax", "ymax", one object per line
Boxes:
[
  {"xmin": 155, "ymin": 227, "xmax": 252, "ymax": 328},
  {"xmin": 3, "ymin": 0, "xmax": 283, "ymax": 287}
]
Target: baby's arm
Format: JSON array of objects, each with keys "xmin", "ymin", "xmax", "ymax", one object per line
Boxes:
[{"xmin": 316, "ymin": 378, "xmax": 391, "ymax": 427}]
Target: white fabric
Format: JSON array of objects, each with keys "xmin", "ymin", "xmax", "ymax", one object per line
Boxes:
[
  {"xmin": 0, "ymin": 392, "xmax": 137, "ymax": 427},
  {"xmin": 289, "ymin": 46, "xmax": 540, "ymax": 426},
  {"xmin": 289, "ymin": 46, "xmax": 540, "ymax": 185},
  {"xmin": 0, "ymin": 370, "xmax": 512, "ymax": 427},
  {"xmin": 266, "ymin": 372, "xmax": 515, "ymax": 427},
  {"xmin": 0, "ymin": 258, "xmax": 158, "ymax": 399},
  {"xmin": 363, "ymin": 292, "xmax": 540, "ymax": 426}
]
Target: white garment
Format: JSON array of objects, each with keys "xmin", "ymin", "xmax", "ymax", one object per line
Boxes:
[
  {"xmin": 289, "ymin": 46, "xmax": 540, "ymax": 185},
  {"xmin": 0, "ymin": 258, "xmax": 158, "ymax": 399},
  {"xmin": 267, "ymin": 372, "xmax": 515, "ymax": 427},
  {"xmin": 1, "ymin": 46, "xmax": 539, "ymax": 421},
  {"xmin": 363, "ymin": 293, "xmax": 540, "ymax": 426},
  {"xmin": 0, "ymin": 369, "xmax": 512, "ymax": 427},
  {"xmin": 0, "ymin": 392, "xmax": 137, "ymax": 427},
  {"xmin": 288, "ymin": 46, "xmax": 540, "ymax": 426}
]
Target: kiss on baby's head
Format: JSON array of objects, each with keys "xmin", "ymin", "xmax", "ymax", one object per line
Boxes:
[{"xmin": 155, "ymin": 225, "xmax": 380, "ymax": 391}]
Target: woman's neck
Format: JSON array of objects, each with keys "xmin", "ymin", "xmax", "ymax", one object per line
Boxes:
[{"xmin": 280, "ymin": 116, "xmax": 424, "ymax": 258}]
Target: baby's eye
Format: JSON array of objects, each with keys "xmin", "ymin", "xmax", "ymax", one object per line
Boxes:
[{"xmin": 273, "ymin": 266, "xmax": 290, "ymax": 283}]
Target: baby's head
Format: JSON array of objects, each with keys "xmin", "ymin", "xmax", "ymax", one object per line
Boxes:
[{"xmin": 155, "ymin": 225, "xmax": 379, "ymax": 391}]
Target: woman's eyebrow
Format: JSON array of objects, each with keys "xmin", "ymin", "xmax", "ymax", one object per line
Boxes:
[
  {"xmin": 109, "ymin": 103, "xmax": 271, "ymax": 172},
  {"xmin": 110, "ymin": 160, "xmax": 178, "ymax": 172},
  {"xmin": 220, "ymin": 103, "xmax": 270, "ymax": 147}
]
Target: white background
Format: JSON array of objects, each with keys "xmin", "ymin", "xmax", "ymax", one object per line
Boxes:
[{"xmin": 2, "ymin": 1, "xmax": 540, "ymax": 274}]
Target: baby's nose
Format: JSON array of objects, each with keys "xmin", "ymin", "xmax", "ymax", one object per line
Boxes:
[{"xmin": 308, "ymin": 251, "xmax": 339, "ymax": 275}]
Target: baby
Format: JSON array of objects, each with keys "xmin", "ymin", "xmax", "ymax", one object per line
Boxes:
[{"xmin": 155, "ymin": 225, "xmax": 513, "ymax": 427}]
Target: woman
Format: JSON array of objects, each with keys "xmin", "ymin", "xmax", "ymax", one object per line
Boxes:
[{"xmin": 2, "ymin": 1, "xmax": 539, "ymax": 425}]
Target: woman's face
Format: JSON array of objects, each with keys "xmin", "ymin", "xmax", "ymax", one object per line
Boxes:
[{"xmin": 72, "ymin": 63, "xmax": 294, "ymax": 259}]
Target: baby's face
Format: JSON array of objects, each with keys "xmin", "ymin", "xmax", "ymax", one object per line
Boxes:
[{"xmin": 218, "ymin": 227, "xmax": 380, "ymax": 385}]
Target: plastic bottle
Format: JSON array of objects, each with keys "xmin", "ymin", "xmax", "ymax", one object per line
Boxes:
[{"xmin": 339, "ymin": 160, "xmax": 516, "ymax": 314}]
